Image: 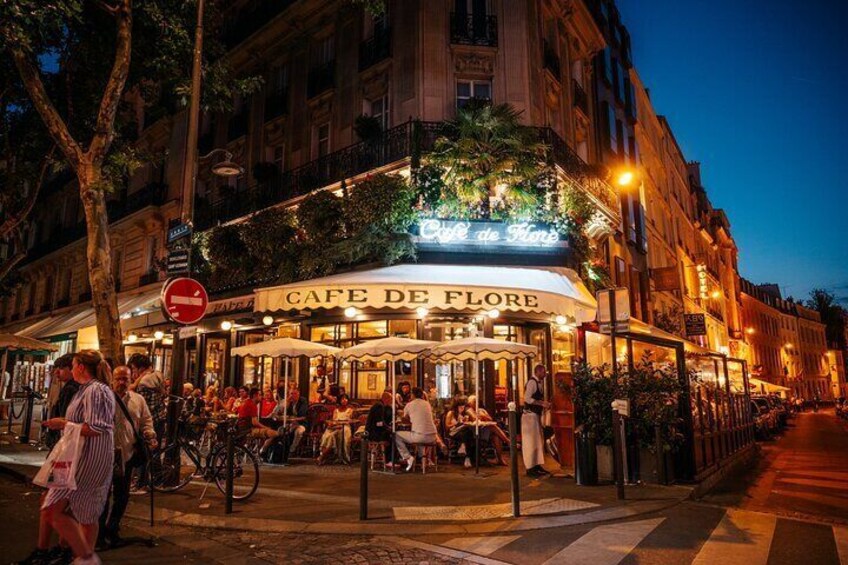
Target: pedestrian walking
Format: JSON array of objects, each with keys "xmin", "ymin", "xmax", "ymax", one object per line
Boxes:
[
  {"xmin": 23, "ymin": 350, "xmax": 114, "ymax": 565},
  {"xmin": 522, "ymin": 364, "xmax": 551, "ymax": 478},
  {"xmin": 99, "ymin": 365, "xmax": 157, "ymax": 548},
  {"xmin": 45, "ymin": 354, "xmax": 78, "ymax": 450}
]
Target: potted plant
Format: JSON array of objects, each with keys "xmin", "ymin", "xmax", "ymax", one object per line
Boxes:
[{"xmin": 567, "ymin": 362, "xmax": 615, "ymax": 485}]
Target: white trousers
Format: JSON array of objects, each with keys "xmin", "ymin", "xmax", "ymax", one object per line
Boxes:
[
  {"xmin": 521, "ymin": 411, "xmax": 545, "ymax": 470},
  {"xmin": 395, "ymin": 431, "xmax": 437, "ymax": 461}
]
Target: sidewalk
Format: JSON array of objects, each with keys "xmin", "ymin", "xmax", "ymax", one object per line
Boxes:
[{"xmin": 0, "ymin": 435, "xmax": 691, "ymax": 536}]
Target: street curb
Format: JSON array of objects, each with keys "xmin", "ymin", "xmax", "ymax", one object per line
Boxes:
[
  {"xmin": 0, "ymin": 461, "xmax": 32, "ymax": 485},
  {"xmin": 125, "ymin": 496, "xmax": 684, "ymax": 536}
]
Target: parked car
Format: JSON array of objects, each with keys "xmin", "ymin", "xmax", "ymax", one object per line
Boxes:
[
  {"xmin": 763, "ymin": 395, "xmax": 789, "ymax": 427},
  {"xmin": 750, "ymin": 400, "xmax": 773, "ymax": 440},
  {"xmin": 751, "ymin": 396, "xmax": 779, "ymax": 434}
]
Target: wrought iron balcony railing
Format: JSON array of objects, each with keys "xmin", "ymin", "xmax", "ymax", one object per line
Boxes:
[
  {"xmin": 542, "ymin": 39, "xmax": 561, "ymax": 80},
  {"xmin": 359, "ymin": 26, "xmax": 392, "ymax": 71},
  {"xmin": 307, "ymin": 61, "xmax": 335, "ymax": 99},
  {"xmin": 450, "ymin": 13, "xmax": 498, "ymax": 47}
]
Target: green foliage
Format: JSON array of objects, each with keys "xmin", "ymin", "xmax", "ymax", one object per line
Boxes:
[
  {"xmin": 353, "ymin": 114, "xmax": 383, "ymax": 142},
  {"xmin": 806, "ymin": 288, "xmax": 847, "ymax": 349},
  {"xmin": 345, "ymin": 174, "xmax": 416, "ymax": 234},
  {"xmin": 239, "ymin": 207, "xmax": 298, "ymax": 281},
  {"xmin": 653, "ymin": 304, "xmax": 684, "ymax": 336},
  {"xmin": 296, "ymin": 190, "xmax": 344, "ymax": 244},
  {"xmin": 568, "ymin": 362, "xmax": 616, "ymax": 445}
]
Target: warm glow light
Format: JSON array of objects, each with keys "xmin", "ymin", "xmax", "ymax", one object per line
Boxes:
[
  {"xmin": 555, "ymin": 315, "xmax": 567, "ymax": 326},
  {"xmin": 344, "ymin": 307, "xmax": 358, "ymax": 318},
  {"xmin": 785, "ymin": 343, "xmax": 794, "ymax": 349},
  {"xmin": 745, "ymin": 327, "xmax": 755, "ymax": 335},
  {"xmin": 262, "ymin": 315, "xmax": 274, "ymax": 326},
  {"xmin": 719, "ymin": 346, "xmax": 730, "ymax": 356},
  {"xmin": 616, "ymin": 170, "xmax": 635, "ymax": 187},
  {"xmin": 127, "ymin": 333, "xmax": 138, "ymax": 343},
  {"xmin": 153, "ymin": 330, "xmax": 164, "ymax": 340},
  {"xmin": 416, "ymin": 307, "xmax": 429, "ymax": 318},
  {"xmin": 220, "ymin": 320, "xmax": 233, "ymax": 331},
  {"xmin": 487, "ymin": 309, "xmax": 500, "ymax": 319},
  {"xmin": 711, "ymin": 290, "xmax": 721, "ymax": 299}
]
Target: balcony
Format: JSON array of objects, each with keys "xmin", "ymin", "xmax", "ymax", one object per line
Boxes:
[
  {"xmin": 26, "ymin": 223, "xmax": 87, "ymax": 262},
  {"xmin": 450, "ymin": 13, "xmax": 498, "ymax": 47},
  {"xmin": 227, "ymin": 109, "xmax": 249, "ymax": 141},
  {"xmin": 359, "ymin": 26, "xmax": 392, "ymax": 72},
  {"xmin": 307, "ymin": 61, "xmax": 335, "ymax": 99},
  {"xmin": 572, "ymin": 79, "xmax": 588, "ymax": 114},
  {"xmin": 221, "ymin": 0, "xmax": 297, "ymax": 49},
  {"xmin": 542, "ymin": 39, "xmax": 561, "ymax": 80},
  {"xmin": 264, "ymin": 89, "xmax": 288, "ymax": 122}
]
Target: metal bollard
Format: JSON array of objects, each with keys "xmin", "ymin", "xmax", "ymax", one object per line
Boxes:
[
  {"xmin": 508, "ymin": 402, "xmax": 520, "ymax": 517},
  {"xmin": 19, "ymin": 388, "xmax": 35, "ymax": 445},
  {"xmin": 359, "ymin": 432, "xmax": 369, "ymax": 521},
  {"xmin": 613, "ymin": 412, "xmax": 625, "ymax": 500},
  {"xmin": 225, "ymin": 426, "xmax": 234, "ymax": 515}
]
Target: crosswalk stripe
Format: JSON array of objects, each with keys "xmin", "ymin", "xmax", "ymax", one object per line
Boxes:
[
  {"xmin": 442, "ymin": 535, "xmax": 521, "ymax": 556},
  {"xmin": 835, "ymin": 525, "xmax": 848, "ymax": 565},
  {"xmin": 777, "ymin": 477, "xmax": 848, "ymax": 490},
  {"xmin": 692, "ymin": 509, "xmax": 776, "ymax": 564},
  {"xmin": 541, "ymin": 517, "xmax": 665, "ymax": 565}
]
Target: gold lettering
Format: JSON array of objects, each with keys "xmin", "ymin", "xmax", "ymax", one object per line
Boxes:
[
  {"xmin": 348, "ymin": 289, "xmax": 368, "ymax": 303},
  {"xmin": 385, "ymin": 289, "xmax": 405, "ymax": 303},
  {"xmin": 409, "ymin": 289, "xmax": 429, "ymax": 304}
]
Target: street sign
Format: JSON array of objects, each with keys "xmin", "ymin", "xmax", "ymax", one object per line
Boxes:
[
  {"xmin": 684, "ymin": 313, "xmax": 707, "ymax": 337},
  {"xmin": 611, "ymin": 399, "xmax": 630, "ymax": 417},
  {"xmin": 166, "ymin": 249, "xmax": 190, "ymax": 276},
  {"xmin": 168, "ymin": 222, "xmax": 193, "ymax": 244},
  {"xmin": 161, "ymin": 277, "xmax": 209, "ymax": 325},
  {"xmin": 178, "ymin": 325, "xmax": 198, "ymax": 339}
]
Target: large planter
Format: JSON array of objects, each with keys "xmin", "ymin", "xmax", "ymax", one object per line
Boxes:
[
  {"xmin": 575, "ymin": 433, "xmax": 598, "ymax": 486},
  {"xmin": 597, "ymin": 444, "xmax": 614, "ymax": 482}
]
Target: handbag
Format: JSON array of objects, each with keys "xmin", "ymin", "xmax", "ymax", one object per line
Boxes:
[
  {"xmin": 33, "ymin": 422, "xmax": 84, "ymax": 490},
  {"xmin": 114, "ymin": 392, "xmax": 149, "ymax": 468}
]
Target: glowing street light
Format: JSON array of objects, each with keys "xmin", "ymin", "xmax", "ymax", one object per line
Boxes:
[
  {"xmin": 344, "ymin": 307, "xmax": 358, "ymax": 318},
  {"xmin": 616, "ymin": 169, "xmax": 635, "ymax": 187}
]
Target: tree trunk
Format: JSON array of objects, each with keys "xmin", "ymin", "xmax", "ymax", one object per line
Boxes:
[{"xmin": 79, "ymin": 161, "xmax": 123, "ymax": 365}]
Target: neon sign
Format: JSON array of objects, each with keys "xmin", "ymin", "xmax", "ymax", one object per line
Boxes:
[{"xmin": 416, "ymin": 219, "xmax": 561, "ymax": 248}]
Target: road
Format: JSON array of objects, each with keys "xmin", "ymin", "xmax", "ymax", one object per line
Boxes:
[{"xmin": 3, "ymin": 410, "xmax": 848, "ymax": 564}]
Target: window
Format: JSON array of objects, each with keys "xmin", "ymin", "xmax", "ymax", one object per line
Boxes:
[
  {"xmin": 613, "ymin": 59, "xmax": 625, "ymax": 102},
  {"xmin": 600, "ymin": 48, "xmax": 613, "ymax": 85},
  {"xmin": 364, "ymin": 6, "xmax": 387, "ymax": 39},
  {"xmin": 315, "ymin": 35, "xmax": 334, "ymax": 66},
  {"xmin": 603, "ymin": 102, "xmax": 618, "ymax": 154},
  {"xmin": 145, "ymin": 236, "xmax": 158, "ymax": 273},
  {"xmin": 456, "ymin": 79, "xmax": 491, "ymax": 108},
  {"xmin": 369, "ymin": 94, "xmax": 390, "ymax": 131},
  {"xmin": 265, "ymin": 144, "xmax": 285, "ymax": 172},
  {"xmin": 270, "ymin": 64, "xmax": 288, "ymax": 95},
  {"xmin": 315, "ymin": 123, "xmax": 330, "ymax": 158}
]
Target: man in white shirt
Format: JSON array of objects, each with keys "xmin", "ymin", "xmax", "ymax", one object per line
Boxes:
[
  {"xmin": 395, "ymin": 387, "xmax": 438, "ymax": 472},
  {"xmin": 100, "ymin": 366, "xmax": 156, "ymax": 547},
  {"xmin": 522, "ymin": 364, "xmax": 551, "ymax": 477}
]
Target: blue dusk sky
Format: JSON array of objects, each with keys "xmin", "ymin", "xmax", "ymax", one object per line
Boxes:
[{"xmin": 616, "ymin": 0, "xmax": 848, "ymax": 305}]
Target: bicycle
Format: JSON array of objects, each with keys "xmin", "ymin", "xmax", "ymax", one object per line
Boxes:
[{"xmin": 149, "ymin": 416, "xmax": 260, "ymax": 501}]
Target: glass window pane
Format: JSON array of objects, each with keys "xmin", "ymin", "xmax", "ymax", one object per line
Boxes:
[
  {"xmin": 357, "ymin": 320, "xmax": 388, "ymax": 339},
  {"xmin": 457, "ymin": 81, "xmax": 471, "ymax": 98},
  {"xmin": 390, "ymin": 319, "xmax": 416, "ymax": 337},
  {"xmin": 474, "ymin": 81, "xmax": 491, "ymax": 99},
  {"xmin": 311, "ymin": 325, "xmax": 336, "ymax": 342}
]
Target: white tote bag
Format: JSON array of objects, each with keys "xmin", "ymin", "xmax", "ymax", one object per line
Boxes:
[{"xmin": 33, "ymin": 422, "xmax": 85, "ymax": 490}]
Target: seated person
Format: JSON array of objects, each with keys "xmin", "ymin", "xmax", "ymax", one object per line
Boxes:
[
  {"xmin": 467, "ymin": 395, "xmax": 508, "ymax": 466},
  {"xmin": 322, "ymin": 383, "xmax": 341, "ymax": 405},
  {"xmin": 259, "ymin": 388, "xmax": 279, "ymax": 428},
  {"xmin": 309, "ymin": 365, "xmax": 331, "ymax": 403},
  {"xmin": 395, "ymin": 387, "xmax": 438, "ymax": 472},
  {"xmin": 232, "ymin": 386, "xmax": 249, "ymax": 414},
  {"xmin": 362, "ymin": 391, "xmax": 393, "ymax": 443},
  {"xmin": 318, "ymin": 394, "xmax": 355, "ymax": 464},
  {"xmin": 204, "ymin": 385, "xmax": 223, "ymax": 413},
  {"xmin": 222, "ymin": 386, "xmax": 238, "ymax": 413},
  {"xmin": 271, "ymin": 388, "xmax": 309, "ymax": 455},
  {"xmin": 237, "ymin": 387, "xmax": 278, "ymax": 456},
  {"xmin": 395, "ymin": 381, "xmax": 413, "ymax": 411},
  {"xmin": 445, "ymin": 396, "xmax": 476, "ymax": 469}
]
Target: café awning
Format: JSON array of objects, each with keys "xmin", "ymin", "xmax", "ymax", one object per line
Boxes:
[
  {"xmin": 254, "ymin": 264, "xmax": 597, "ymax": 322},
  {"xmin": 14, "ymin": 289, "xmax": 161, "ymax": 341},
  {"xmin": 0, "ymin": 334, "xmax": 59, "ymax": 354}
]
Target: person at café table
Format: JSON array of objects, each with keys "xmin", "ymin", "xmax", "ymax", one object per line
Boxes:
[
  {"xmin": 318, "ymin": 394, "xmax": 355, "ymax": 465},
  {"xmin": 271, "ymin": 388, "xmax": 309, "ymax": 455},
  {"xmin": 395, "ymin": 387, "xmax": 439, "ymax": 472},
  {"xmin": 467, "ymin": 395, "xmax": 508, "ymax": 466},
  {"xmin": 232, "ymin": 386, "xmax": 249, "ymax": 413},
  {"xmin": 445, "ymin": 396, "xmax": 476, "ymax": 469},
  {"xmin": 259, "ymin": 388, "xmax": 279, "ymax": 429},
  {"xmin": 309, "ymin": 365, "xmax": 331, "ymax": 403},
  {"xmin": 237, "ymin": 388, "xmax": 278, "ymax": 457},
  {"xmin": 222, "ymin": 386, "xmax": 237, "ymax": 413},
  {"xmin": 395, "ymin": 381, "xmax": 413, "ymax": 410}
]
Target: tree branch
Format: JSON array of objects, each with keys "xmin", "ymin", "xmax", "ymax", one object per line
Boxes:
[
  {"xmin": 0, "ymin": 146, "xmax": 56, "ymax": 237},
  {"xmin": 87, "ymin": 0, "xmax": 133, "ymax": 164},
  {"xmin": 0, "ymin": 228, "xmax": 26, "ymax": 282},
  {"xmin": 95, "ymin": 0, "xmax": 120, "ymax": 16},
  {"xmin": 9, "ymin": 49, "xmax": 83, "ymax": 170}
]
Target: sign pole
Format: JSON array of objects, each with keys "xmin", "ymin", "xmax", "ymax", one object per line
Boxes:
[{"xmin": 608, "ymin": 289, "xmax": 625, "ymax": 499}]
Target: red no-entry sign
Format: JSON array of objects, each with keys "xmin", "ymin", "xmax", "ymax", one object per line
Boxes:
[{"xmin": 161, "ymin": 277, "xmax": 209, "ymax": 325}]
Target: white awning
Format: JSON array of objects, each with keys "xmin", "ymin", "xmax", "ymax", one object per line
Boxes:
[
  {"xmin": 254, "ymin": 264, "xmax": 597, "ymax": 322},
  {"xmin": 15, "ymin": 290, "xmax": 161, "ymax": 340}
]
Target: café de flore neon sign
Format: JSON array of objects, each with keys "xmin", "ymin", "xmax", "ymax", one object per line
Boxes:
[{"xmin": 414, "ymin": 219, "xmax": 564, "ymax": 251}]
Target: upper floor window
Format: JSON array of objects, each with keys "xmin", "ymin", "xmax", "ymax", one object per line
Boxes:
[
  {"xmin": 368, "ymin": 95, "xmax": 390, "ymax": 131},
  {"xmin": 456, "ymin": 79, "xmax": 491, "ymax": 108},
  {"xmin": 265, "ymin": 144, "xmax": 285, "ymax": 173},
  {"xmin": 451, "ymin": 0, "xmax": 497, "ymax": 46},
  {"xmin": 314, "ymin": 35, "xmax": 335, "ymax": 67},
  {"xmin": 315, "ymin": 122, "xmax": 331, "ymax": 158}
]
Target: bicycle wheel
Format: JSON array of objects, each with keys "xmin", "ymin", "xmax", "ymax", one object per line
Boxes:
[
  {"xmin": 150, "ymin": 442, "xmax": 200, "ymax": 493},
  {"xmin": 212, "ymin": 444, "xmax": 259, "ymax": 501}
]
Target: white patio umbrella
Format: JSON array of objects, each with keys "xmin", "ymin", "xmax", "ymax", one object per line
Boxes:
[
  {"xmin": 231, "ymin": 337, "xmax": 340, "ymax": 442},
  {"xmin": 337, "ymin": 337, "xmax": 439, "ymax": 469},
  {"xmin": 428, "ymin": 337, "xmax": 538, "ymax": 473}
]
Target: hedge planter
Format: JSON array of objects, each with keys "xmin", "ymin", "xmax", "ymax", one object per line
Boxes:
[{"xmin": 597, "ymin": 444, "xmax": 614, "ymax": 482}]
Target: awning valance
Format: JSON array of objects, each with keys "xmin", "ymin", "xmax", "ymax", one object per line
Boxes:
[
  {"xmin": 14, "ymin": 290, "xmax": 161, "ymax": 340},
  {"xmin": 254, "ymin": 264, "xmax": 597, "ymax": 322}
]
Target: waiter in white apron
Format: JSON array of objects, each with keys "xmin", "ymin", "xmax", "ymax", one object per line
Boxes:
[{"xmin": 522, "ymin": 364, "xmax": 551, "ymax": 477}]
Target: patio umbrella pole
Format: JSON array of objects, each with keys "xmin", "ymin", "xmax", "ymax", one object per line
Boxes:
[
  {"xmin": 282, "ymin": 358, "xmax": 289, "ymax": 461},
  {"xmin": 391, "ymin": 362, "xmax": 396, "ymax": 471},
  {"xmin": 475, "ymin": 357, "xmax": 480, "ymax": 475}
]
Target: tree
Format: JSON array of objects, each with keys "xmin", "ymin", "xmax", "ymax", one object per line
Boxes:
[
  {"xmin": 806, "ymin": 289, "xmax": 847, "ymax": 349},
  {"xmin": 426, "ymin": 100, "xmax": 548, "ymax": 218},
  {"xmin": 0, "ymin": 1, "xmax": 258, "ymax": 362}
]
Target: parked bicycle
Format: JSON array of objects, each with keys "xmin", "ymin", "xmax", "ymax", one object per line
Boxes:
[{"xmin": 149, "ymin": 414, "xmax": 259, "ymax": 501}]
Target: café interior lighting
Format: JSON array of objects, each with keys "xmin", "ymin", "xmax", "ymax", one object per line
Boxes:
[
  {"xmin": 416, "ymin": 307, "xmax": 429, "ymax": 318},
  {"xmin": 555, "ymin": 315, "xmax": 567, "ymax": 326},
  {"xmin": 344, "ymin": 307, "xmax": 358, "ymax": 318},
  {"xmin": 745, "ymin": 327, "xmax": 755, "ymax": 335},
  {"xmin": 487, "ymin": 309, "xmax": 500, "ymax": 319},
  {"xmin": 220, "ymin": 320, "xmax": 233, "ymax": 331},
  {"xmin": 127, "ymin": 332, "xmax": 138, "ymax": 343},
  {"xmin": 153, "ymin": 330, "xmax": 164, "ymax": 340},
  {"xmin": 262, "ymin": 315, "xmax": 274, "ymax": 326}
]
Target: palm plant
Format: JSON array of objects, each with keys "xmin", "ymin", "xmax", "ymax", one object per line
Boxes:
[{"xmin": 426, "ymin": 100, "xmax": 549, "ymax": 218}]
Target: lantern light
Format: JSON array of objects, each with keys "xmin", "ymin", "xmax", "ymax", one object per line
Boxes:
[
  {"xmin": 416, "ymin": 307, "xmax": 429, "ymax": 318},
  {"xmin": 262, "ymin": 315, "xmax": 274, "ymax": 326},
  {"xmin": 344, "ymin": 307, "xmax": 358, "ymax": 319},
  {"xmin": 127, "ymin": 333, "xmax": 138, "ymax": 343},
  {"xmin": 487, "ymin": 309, "xmax": 500, "ymax": 319},
  {"xmin": 153, "ymin": 330, "xmax": 164, "ymax": 340},
  {"xmin": 555, "ymin": 315, "xmax": 567, "ymax": 326},
  {"xmin": 220, "ymin": 320, "xmax": 233, "ymax": 331}
]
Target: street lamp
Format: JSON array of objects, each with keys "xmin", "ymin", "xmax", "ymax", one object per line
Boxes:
[{"xmin": 201, "ymin": 148, "xmax": 244, "ymax": 179}]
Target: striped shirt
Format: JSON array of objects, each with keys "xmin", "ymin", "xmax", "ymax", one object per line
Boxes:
[{"xmin": 43, "ymin": 378, "xmax": 115, "ymax": 525}]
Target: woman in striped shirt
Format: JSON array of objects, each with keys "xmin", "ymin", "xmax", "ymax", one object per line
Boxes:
[{"xmin": 41, "ymin": 349, "xmax": 115, "ymax": 565}]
